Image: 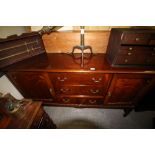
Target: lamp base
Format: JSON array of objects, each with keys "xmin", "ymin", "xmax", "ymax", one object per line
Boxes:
[{"xmin": 72, "ymin": 45, "xmax": 93, "ymax": 67}]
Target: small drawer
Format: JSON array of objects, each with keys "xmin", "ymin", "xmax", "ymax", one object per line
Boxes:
[
  {"xmin": 55, "ymin": 85, "xmax": 105, "ymax": 96},
  {"xmin": 49, "ymin": 73, "xmax": 111, "ymax": 86},
  {"xmin": 114, "ymin": 55, "xmax": 146, "ymax": 65},
  {"xmin": 119, "ymin": 46, "xmax": 151, "ymax": 56},
  {"xmin": 121, "ymin": 33, "xmax": 150, "ymax": 45}
]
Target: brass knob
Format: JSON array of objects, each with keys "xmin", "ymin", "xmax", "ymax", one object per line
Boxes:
[
  {"xmin": 128, "ymin": 52, "xmax": 132, "ymax": 56},
  {"xmin": 129, "ymin": 47, "xmax": 133, "ymax": 51},
  {"xmin": 135, "ymin": 38, "xmax": 140, "ymax": 41},
  {"xmin": 124, "ymin": 59, "xmax": 128, "ymax": 63}
]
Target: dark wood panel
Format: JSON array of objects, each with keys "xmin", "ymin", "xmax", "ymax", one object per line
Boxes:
[
  {"xmin": 104, "ymin": 74, "xmax": 155, "ymax": 106},
  {"xmin": 7, "ymin": 72, "xmax": 54, "ymax": 100},
  {"xmin": 0, "ymin": 32, "xmax": 46, "ymax": 69}
]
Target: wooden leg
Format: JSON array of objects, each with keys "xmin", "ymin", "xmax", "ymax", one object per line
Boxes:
[{"xmin": 123, "ymin": 108, "xmax": 133, "ymax": 117}]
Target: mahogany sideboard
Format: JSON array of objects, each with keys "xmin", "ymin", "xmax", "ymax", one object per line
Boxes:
[{"xmin": 2, "ymin": 52, "xmax": 155, "ymax": 116}]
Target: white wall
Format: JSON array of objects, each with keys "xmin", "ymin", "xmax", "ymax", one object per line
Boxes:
[
  {"xmin": 0, "ymin": 76, "xmax": 23, "ymax": 99},
  {"xmin": 0, "ymin": 26, "xmax": 27, "ymax": 99}
]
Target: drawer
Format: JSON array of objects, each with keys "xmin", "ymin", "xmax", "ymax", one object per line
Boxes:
[
  {"xmin": 57, "ymin": 96, "xmax": 104, "ymax": 105},
  {"xmin": 114, "ymin": 55, "xmax": 146, "ymax": 65},
  {"xmin": 55, "ymin": 85, "xmax": 105, "ymax": 96},
  {"xmin": 48, "ymin": 73, "xmax": 111, "ymax": 86},
  {"xmin": 118, "ymin": 46, "xmax": 154, "ymax": 56},
  {"xmin": 121, "ymin": 32, "xmax": 150, "ymax": 45}
]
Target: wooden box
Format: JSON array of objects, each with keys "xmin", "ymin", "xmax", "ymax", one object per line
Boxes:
[{"xmin": 106, "ymin": 28, "xmax": 155, "ymax": 67}]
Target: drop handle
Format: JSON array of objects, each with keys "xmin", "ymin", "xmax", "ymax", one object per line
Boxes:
[
  {"xmin": 57, "ymin": 77, "xmax": 67, "ymax": 82},
  {"xmin": 92, "ymin": 77, "xmax": 102, "ymax": 83},
  {"xmin": 90, "ymin": 89, "xmax": 99, "ymax": 94},
  {"xmin": 89, "ymin": 99, "xmax": 97, "ymax": 104},
  {"xmin": 62, "ymin": 98, "xmax": 70, "ymax": 103},
  {"xmin": 60, "ymin": 88, "xmax": 69, "ymax": 93}
]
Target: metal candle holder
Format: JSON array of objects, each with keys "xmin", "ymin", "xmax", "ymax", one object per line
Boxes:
[{"xmin": 72, "ymin": 26, "xmax": 93, "ymax": 67}]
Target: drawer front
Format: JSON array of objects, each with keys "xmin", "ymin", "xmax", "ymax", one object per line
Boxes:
[
  {"xmin": 57, "ymin": 96, "xmax": 104, "ymax": 105},
  {"xmin": 114, "ymin": 55, "xmax": 146, "ymax": 65},
  {"xmin": 48, "ymin": 73, "xmax": 111, "ymax": 86},
  {"xmin": 119, "ymin": 46, "xmax": 155, "ymax": 56},
  {"xmin": 121, "ymin": 33, "xmax": 150, "ymax": 45},
  {"xmin": 55, "ymin": 85, "xmax": 105, "ymax": 96}
]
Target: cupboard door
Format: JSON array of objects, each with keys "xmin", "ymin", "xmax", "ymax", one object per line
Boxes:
[
  {"xmin": 7, "ymin": 72, "xmax": 53, "ymax": 99},
  {"xmin": 104, "ymin": 74, "xmax": 154, "ymax": 106}
]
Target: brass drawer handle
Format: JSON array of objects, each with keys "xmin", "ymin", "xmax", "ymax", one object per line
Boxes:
[
  {"xmin": 89, "ymin": 99, "xmax": 97, "ymax": 104},
  {"xmin": 135, "ymin": 38, "xmax": 140, "ymax": 41},
  {"xmin": 92, "ymin": 77, "xmax": 102, "ymax": 83},
  {"xmin": 90, "ymin": 89, "xmax": 99, "ymax": 94},
  {"xmin": 57, "ymin": 77, "xmax": 67, "ymax": 82},
  {"xmin": 62, "ymin": 98, "xmax": 70, "ymax": 103},
  {"xmin": 60, "ymin": 88, "xmax": 69, "ymax": 93}
]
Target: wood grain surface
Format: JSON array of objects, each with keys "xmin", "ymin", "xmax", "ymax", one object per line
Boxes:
[{"xmin": 42, "ymin": 31, "xmax": 110, "ymax": 53}]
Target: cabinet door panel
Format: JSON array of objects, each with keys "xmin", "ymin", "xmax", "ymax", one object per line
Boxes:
[
  {"xmin": 7, "ymin": 72, "xmax": 53, "ymax": 99},
  {"xmin": 104, "ymin": 74, "xmax": 154, "ymax": 106}
]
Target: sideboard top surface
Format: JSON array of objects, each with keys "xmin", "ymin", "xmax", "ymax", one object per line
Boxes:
[{"xmin": 2, "ymin": 53, "xmax": 155, "ymax": 74}]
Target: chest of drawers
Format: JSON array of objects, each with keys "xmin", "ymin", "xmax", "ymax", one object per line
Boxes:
[
  {"xmin": 4, "ymin": 53, "xmax": 155, "ymax": 111},
  {"xmin": 106, "ymin": 28, "xmax": 155, "ymax": 67},
  {"xmin": 48, "ymin": 72, "xmax": 112, "ymax": 106}
]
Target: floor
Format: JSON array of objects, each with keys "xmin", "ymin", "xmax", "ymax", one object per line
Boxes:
[{"xmin": 44, "ymin": 106, "xmax": 155, "ymax": 129}]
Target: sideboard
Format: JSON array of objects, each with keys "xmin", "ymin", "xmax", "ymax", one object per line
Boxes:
[
  {"xmin": 2, "ymin": 52, "xmax": 155, "ymax": 116},
  {"xmin": 1, "ymin": 28, "xmax": 155, "ymax": 116}
]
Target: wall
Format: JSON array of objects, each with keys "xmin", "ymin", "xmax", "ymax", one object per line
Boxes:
[
  {"xmin": 0, "ymin": 26, "xmax": 28, "ymax": 38},
  {"xmin": 0, "ymin": 26, "xmax": 28, "ymax": 99}
]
